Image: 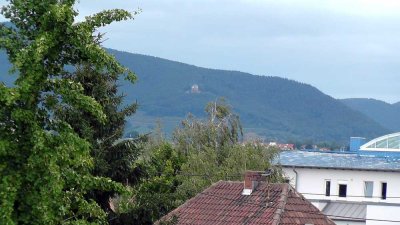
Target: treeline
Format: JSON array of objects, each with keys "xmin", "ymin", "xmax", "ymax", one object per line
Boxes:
[
  {"xmin": 0, "ymin": 2, "xmax": 279, "ymax": 224},
  {"xmin": 286, "ymin": 140, "xmax": 347, "ymax": 150},
  {"xmin": 111, "ymin": 99, "xmax": 281, "ymax": 224}
]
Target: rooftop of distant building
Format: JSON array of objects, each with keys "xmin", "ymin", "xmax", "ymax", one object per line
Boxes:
[
  {"xmin": 276, "ymin": 132, "xmax": 400, "ymax": 172},
  {"xmin": 359, "ymin": 132, "xmax": 400, "ymax": 152},
  {"xmin": 277, "ymin": 150, "xmax": 400, "ymax": 172}
]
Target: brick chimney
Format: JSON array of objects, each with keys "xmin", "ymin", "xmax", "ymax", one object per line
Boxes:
[{"xmin": 242, "ymin": 171, "xmax": 266, "ymax": 195}]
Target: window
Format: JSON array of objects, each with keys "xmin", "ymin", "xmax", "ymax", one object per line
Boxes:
[
  {"xmin": 376, "ymin": 139, "xmax": 388, "ymax": 148},
  {"xmin": 338, "ymin": 184, "xmax": 347, "ymax": 197},
  {"xmin": 325, "ymin": 180, "xmax": 331, "ymax": 196},
  {"xmin": 364, "ymin": 181, "xmax": 373, "ymax": 198},
  {"xmin": 382, "ymin": 182, "xmax": 387, "ymax": 200}
]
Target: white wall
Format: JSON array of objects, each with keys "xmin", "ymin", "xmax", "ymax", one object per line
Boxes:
[
  {"xmin": 366, "ymin": 205, "xmax": 400, "ymax": 225},
  {"xmin": 334, "ymin": 220, "xmax": 365, "ymax": 225},
  {"xmin": 282, "ymin": 167, "xmax": 400, "ymax": 225},
  {"xmin": 282, "ymin": 167, "xmax": 400, "ymax": 204}
]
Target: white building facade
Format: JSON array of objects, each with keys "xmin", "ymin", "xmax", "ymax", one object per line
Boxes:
[{"xmin": 277, "ymin": 132, "xmax": 400, "ymax": 225}]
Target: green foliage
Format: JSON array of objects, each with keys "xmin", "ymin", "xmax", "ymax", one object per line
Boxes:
[
  {"xmin": 173, "ymin": 98, "xmax": 242, "ymax": 158},
  {"xmin": 57, "ymin": 65, "xmax": 145, "ymax": 223},
  {"xmin": 177, "ymin": 142, "xmax": 280, "ymax": 199},
  {"xmin": 113, "ymin": 141, "xmax": 185, "ymax": 225},
  {"xmin": 0, "ymin": 1, "xmax": 137, "ymax": 224},
  {"xmin": 57, "ymin": 65, "xmax": 141, "ymax": 183},
  {"xmin": 173, "ymin": 99, "xmax": 280, "ymax": 198},
  {"xmin": 87, "ymin": 99, "xmax": 281, "ymax": 224}
]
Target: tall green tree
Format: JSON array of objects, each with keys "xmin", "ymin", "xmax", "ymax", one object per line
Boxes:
[
  {"xmin": 173, "ymin": 98, "xmax": 242, "ymax": 159},
  {"xmin": 56, "ymin": 65, "xmax": 144, "ymax": 216},
  {"xmin": 115, "ymin": 142, "xmax": 184, "ymax": 225},
  {"xmin": 108, "ymin": 125, "xmax": 184, "ymax": 225},
  {"xmin": 173, "ymin": 99, "xmax": 281, "ymax": 198},
  {"xmin": 0, "ymin": 1, "xmax": 137, "ymax": 224}
]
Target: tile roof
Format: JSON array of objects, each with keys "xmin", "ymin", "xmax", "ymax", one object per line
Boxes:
[
  {"xmin": 277, "ymin": 150, "xmax": 400, "ymax": 171},
  {"xmin": 158, "ymin": 181, "xmax": 335, "ymax": 225}
]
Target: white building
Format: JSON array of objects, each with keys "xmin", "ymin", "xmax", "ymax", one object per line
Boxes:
[
  {"xmin": 277, "ymin": 132, "xmax": 400, "ymax": 225},
  {"xmin": 190, "ymin": 84, "xmax": 200, "ymax": 93}
]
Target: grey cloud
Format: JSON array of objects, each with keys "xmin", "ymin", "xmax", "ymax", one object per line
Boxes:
[{"xmin": 0, "ymin": 0, "xmax": 399, "ymax": 102}]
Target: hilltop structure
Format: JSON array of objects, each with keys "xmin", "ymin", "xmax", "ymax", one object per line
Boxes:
[
  {"xmin": 276, "ymin": 132, "xmax": 400, "ymax": 225},
  {"xmin": 190, "ymin": 84, "xmax": 200, "ymax": 93}
]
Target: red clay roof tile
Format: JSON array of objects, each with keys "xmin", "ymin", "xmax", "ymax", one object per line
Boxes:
[{"xmin": 157, "ymin": 181, "xmax": 334, "ymax": 225}]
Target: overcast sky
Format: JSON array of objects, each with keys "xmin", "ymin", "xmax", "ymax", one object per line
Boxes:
[{"xmin": 1, "ymin": 0, "xmax": 399, "ymax": 103}]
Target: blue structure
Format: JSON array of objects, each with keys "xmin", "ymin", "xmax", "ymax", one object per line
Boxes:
[
  {"xmin": 349, "ymin": 137, "xmax": 366, "ymax": 152},
  {"xmin": 352, "ymin": 132, "xmax": 400, "ymax": 157}
]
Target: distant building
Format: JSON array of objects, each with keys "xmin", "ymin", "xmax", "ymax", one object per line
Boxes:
[
  {"xmin": 190, "ymin": 84, "xmax": 200, "ymax": 93},
  {"xmin": 277, "ymin": 143, "xmax": 295, "ymax": 150},
  {"xmin": 268, "ymin": 142, "xmax": 295, "ymax": 150},
  {"xmin": 276, "ymin": 132, "xmax": 400, "ymax": 225},
  {"xmin": 157, "ymin": 171, "xmax": 335, "ymax": 225}
]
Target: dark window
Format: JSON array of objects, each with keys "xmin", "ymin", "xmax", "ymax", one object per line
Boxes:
[
  {"xmin": 339, "ymin": 184, "xmax": 347, "ymax": 197},
  {"xmin": 382, "ymin": 182, "xmax": 387, "ymax": 200},
  {"xmin": 325, "ymin": 180, "xmax": 331, "ymax": 196}
]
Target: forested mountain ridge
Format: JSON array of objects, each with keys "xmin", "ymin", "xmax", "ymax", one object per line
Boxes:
[
  {"xmin": 0, "ymin": 49, "xmax": 389, "ymax": 143},
  {"xmin": 110, "ymin": 49, "xmax": 389, "ymax": 143},
  {"xmin": 341, "ymin": 98, "xmax": 400, "ymax": 132}
]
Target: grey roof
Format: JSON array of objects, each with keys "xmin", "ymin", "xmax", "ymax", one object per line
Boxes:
[
  {"xmin": 322, "ymin": 202, "xmax": 366, "ymax": 221},
  {"xmin": 276, "ymin": 150, "xmax": 400, "ymax": 172}
]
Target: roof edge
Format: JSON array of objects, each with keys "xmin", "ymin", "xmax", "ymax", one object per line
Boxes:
[
  {"xmin": 280, "ymin": 164, "xmax": 400, "ymax": 172},
  {"xmin": 155, "ymin": 180, "xmax": 242, "ymax": 224}
]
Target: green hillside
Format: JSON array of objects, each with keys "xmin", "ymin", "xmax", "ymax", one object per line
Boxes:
[
  {"xmin": 109, "ymin": 49, "xmax": 388, "ymax": 142},
  {"xmin": 341, "ymin": 98, "xmax": 400, "ymax": 132},
  {"xmin": 0, "ymin": 49, "xmax": 389, "ymax": 143},
  {"xmin": 0, "ymin": 50, "xmax": 13, "ymax": 85}
]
